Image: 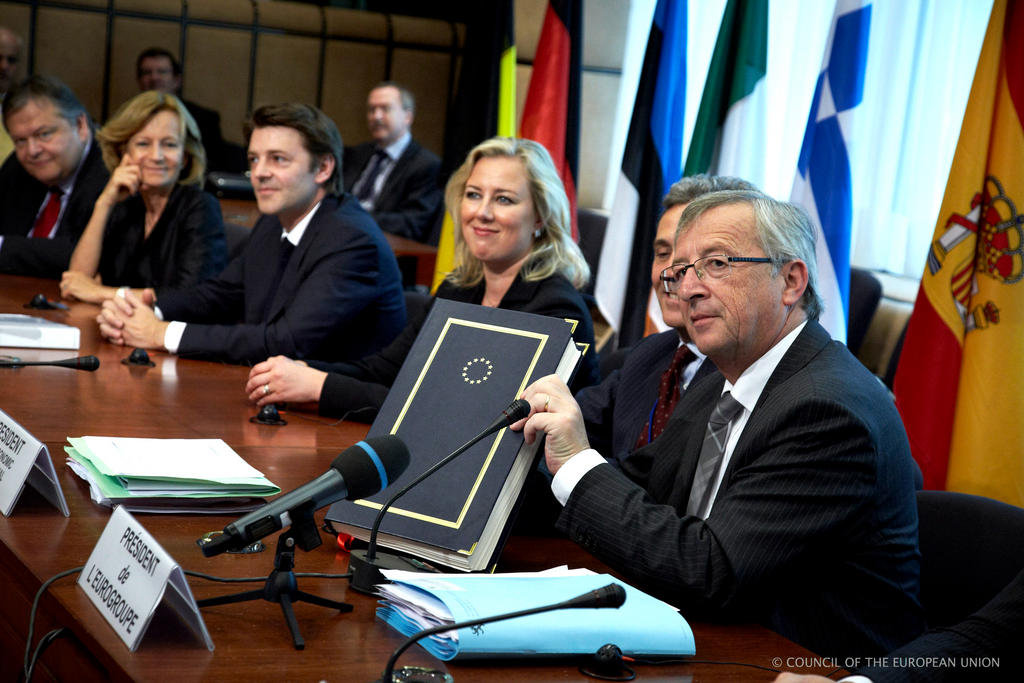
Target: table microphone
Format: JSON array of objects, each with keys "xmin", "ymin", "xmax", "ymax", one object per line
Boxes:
[
  {"xmin": 0, "ymin": 355, "xmax": 99, "ymax": 371},
  {"xmin": 199, "ymin": 436, "xmax": 410, "ymax": 556},
  {"xmin": 380, "ymin": 583, "xmax": 626, "ymax": 682},
  {"xmin": 348, "ymin": 398, "xmax": 531, "ymax": 594}
]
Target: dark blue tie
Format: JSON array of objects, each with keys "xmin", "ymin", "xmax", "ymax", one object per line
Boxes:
[
  {"xmin": 354, "ymin": 149, "xmax": 388, "ymax": 203},
  {"xmin": 264, "ymin": 238, "xmax": 294, "ymax": 319}
]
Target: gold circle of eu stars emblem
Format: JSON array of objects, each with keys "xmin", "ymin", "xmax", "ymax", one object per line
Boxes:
[{"xmin": 461, "ymin": 357, "xmax": 494, "ymax": 384}]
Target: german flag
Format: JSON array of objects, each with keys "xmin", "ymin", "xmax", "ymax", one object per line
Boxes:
[{"xmin": 520, "ymin": 0, "xmax": 582, "ymax": 241}]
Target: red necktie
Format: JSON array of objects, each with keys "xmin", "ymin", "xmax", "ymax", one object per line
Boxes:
[
  {"xmin": 30, "ymin": 188, "xmax": 63, "ymax": 238},
  {"xmin": 635, "ymin": 345, "xmax": 696, "ymax": 449}
]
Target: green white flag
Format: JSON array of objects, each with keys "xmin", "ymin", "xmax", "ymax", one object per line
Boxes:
[{"xmin": 683, "ymin": 0, "xmax": 767, "ymax": 184}]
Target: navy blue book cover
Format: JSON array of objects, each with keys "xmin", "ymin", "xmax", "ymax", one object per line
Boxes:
[{"xmin": 326, "ymin": 299, "xmax": 580, "ymax": 567}]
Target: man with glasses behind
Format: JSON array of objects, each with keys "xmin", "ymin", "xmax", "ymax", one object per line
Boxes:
[
  {"xmin": 515, "ymin": 190, "xmax": 923, "ymax": 659},
  {"xmin": 0, "ymin": 75, "xmax": 109, "ymax": 277}
]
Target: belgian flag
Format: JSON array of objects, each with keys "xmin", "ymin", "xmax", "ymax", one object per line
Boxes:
[{"xmin": 433, "ymin": 1, "xmax": 517, "ymax": 290}]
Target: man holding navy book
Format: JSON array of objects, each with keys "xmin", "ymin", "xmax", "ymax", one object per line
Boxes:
[
  {"xmin": 516, "ymin": 190, "xmax": 923, "ymax": 658},
  {"xmin": 97, "ymin": 102, "xmax": 405, "ymax": 365}
]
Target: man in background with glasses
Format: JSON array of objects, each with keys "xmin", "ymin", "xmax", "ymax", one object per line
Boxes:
[{"xmin": 515, "ymin": 190, "xmax": 923, "ymax": 658}]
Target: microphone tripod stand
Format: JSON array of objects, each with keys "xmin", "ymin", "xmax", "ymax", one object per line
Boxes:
[{"xmin": 195, "ymin": 505, "xmax": 352, "ymax": 650}]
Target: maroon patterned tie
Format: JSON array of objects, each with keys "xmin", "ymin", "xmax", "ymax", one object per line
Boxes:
[{"xmin": 635, "ymin": 345, "xmax": 696, "ymax": 449}]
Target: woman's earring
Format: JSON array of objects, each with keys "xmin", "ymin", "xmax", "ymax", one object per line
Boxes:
[{"xmin": 534, "ymin": 228, "xmax": 542, "ymax": 238}]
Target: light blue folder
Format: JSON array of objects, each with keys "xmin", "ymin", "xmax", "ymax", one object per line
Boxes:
[{"xmin": 376, "ymin": 573, "xmax": 696, "ymax": 660}]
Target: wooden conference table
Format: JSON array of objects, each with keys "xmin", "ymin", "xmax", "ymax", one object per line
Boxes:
[{"xmin": 0, "ymin": 274, "xmax": 834, "ymax": 682}]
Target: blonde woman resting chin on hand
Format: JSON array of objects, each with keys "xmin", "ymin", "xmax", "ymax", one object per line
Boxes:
[{"xmin": 60, "ymin": 91, "xmax": 226, "ymax": 304}]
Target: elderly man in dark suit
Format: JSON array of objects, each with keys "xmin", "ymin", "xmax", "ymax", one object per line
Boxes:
[
  {"xmin": 516, "ymin": 190, "xmax": 924, "ymax": 658},
  {"xmin": 0, "ymin": 75, "xmax": 109, "ymax": 277},
  {"xmin": 97, "ymin": 102, "xmax": 405, "ymax": 365},
  {"xmin": 343, "ymin": 81, "xmax": 442, "ymax": 243},
  {"xmin": 576, "ymin": 174, "xmax": 756, "ymax": 466}
]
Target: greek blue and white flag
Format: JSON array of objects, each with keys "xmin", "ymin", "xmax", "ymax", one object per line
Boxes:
[{"xmin": 791, "ymin": 0, "xmax": 872, "ymax": 342}]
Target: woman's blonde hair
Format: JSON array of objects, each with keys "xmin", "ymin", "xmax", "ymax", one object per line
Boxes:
[
  {"xmin": 444, "ymin": 137, "xmax": 590, "ymax": 289},
  {"xmin": 97, "ymin": 91, "xmax": 205, "ymax": 186}
]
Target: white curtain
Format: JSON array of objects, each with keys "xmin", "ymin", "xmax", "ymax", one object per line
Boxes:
[
  {"xmin": 605, "ymin": 0, "xmax": 992, "ymax": 279},
  {"xmin": 848, "ymin": 0, "xmax": 991, "ymax": 276}
]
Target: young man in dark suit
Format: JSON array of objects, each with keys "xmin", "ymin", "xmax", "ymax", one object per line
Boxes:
[
  {"xmin": 516, "ymin": 190, "xmax": 924, "ymax": 658},
  {"xmin": 343, "ymin": 82, "xmax": 442, "ymax": 243},
  {"xmin": 575, "ymin": 175, "xmax": 756, "ymax": 466},
  {"xmin": 97, "ymin": 103, "xmax": 405, "ymax": 365},
  {"xmin": 0, "ymin": 75, "xmax": 109, "ymax": 277}
]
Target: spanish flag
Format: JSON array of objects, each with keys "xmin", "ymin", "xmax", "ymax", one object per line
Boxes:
[
  {"xmin": 433, "ymin": 1, "xmax": 516, "ymax": 291},
  {"xmin": 894, "ymin": 0, "xmax": 1024, "ymax": 506}
]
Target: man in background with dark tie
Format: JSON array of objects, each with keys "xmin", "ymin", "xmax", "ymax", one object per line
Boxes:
[
  {"xmin": 97, "ymin": 102, "xmax": 406, "ymax": 365},
  {"xmin": 134, "ymin": 47, "xmax": 246, "ymax": 174},
  {"xmin": 0, "ymin": 75, "xmax": 109, "ymax": 277},
  {"xmin": 575, "ymin": 174, "xmax": 756, "ymax": 466},
  {"xmin": 343, "ymin": 81, "xmax": 442, "ymax": 244},
  {"xmin": 517, "ymin": 190, "xmax": 923, "ymax": 658}
]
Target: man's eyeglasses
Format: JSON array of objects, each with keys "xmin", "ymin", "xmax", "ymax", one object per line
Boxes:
[{"xmin": 660, "ymin": 255, "xmax": 774, "ymax": 293}]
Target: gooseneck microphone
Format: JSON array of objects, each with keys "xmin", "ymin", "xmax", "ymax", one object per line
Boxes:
[
  {"xmin": 381, "ymin": 583, "xmax": 626, "ymax": 682},
  {"xmin": 348, "ymin": 398, "xmax": 531, "ymax": 593},
  {"xmin": 199, "ymin": 436, "xmax": 410, "ymax": 557},
  {"xmin": 0, "ymin": 355, "xmax": 100, "ymax": 371}
]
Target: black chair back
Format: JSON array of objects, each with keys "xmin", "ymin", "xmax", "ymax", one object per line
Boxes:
[
  {"xmin": 847, "ymin": 267, "xmax": 882, "ymax": 355},
  {"xmin": 917, "ymin": 490, "xmax": 1024, "ymax": 628}
]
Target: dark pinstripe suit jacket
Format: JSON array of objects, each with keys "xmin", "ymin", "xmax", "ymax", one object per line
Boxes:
[
  {"xmin": 558, "ymin": 321, "xmax": 925, "ymax": 657},
  {"xmin": 858, "ymin": 568, "xmax": 1022, "ymax": 682}
]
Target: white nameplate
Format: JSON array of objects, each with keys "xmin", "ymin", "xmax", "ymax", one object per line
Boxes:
[
  {"xmin": 0, "ymin": 408, "xmax": 69, "ymax": 517},
  {"xmin": 78, "ymin": 506, "xmax": 214, "ymax": 652}
]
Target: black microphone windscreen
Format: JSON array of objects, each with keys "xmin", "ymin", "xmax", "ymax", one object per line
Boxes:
[
  {"xmin": 564, "ymin": 583, "xmax": 627, "ymax": 609},
  {"xmin": 333, "ymin": 436, "xmax": 410, "ymax": 500},
  {"xmin": 594, "ymin": 583, "xmax": 627, "ymax": 608},
  {"xmin": 502, "ymin": 398, "xmax": 531, "ymax": 424},
  {"xmin": 77, "ymin": 355, "xmax": 100, "ymax": 371}
]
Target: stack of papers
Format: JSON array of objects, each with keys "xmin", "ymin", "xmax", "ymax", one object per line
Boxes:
[
  {"xmin": 65, "ymin": 436, "xmax": 280, "ymax": 513},
  {"xmin": 375, "ymin": 567, "xmax": 695, "ymax": 660}
]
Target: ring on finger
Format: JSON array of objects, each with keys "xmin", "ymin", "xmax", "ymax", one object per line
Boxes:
[
  {"xmin": 543, "ymin": 394, "xmax": 550, "ymax": 411},
  {"xmin": 263, "ymin": 384, "xmax": 270, "ymax": 396}
]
